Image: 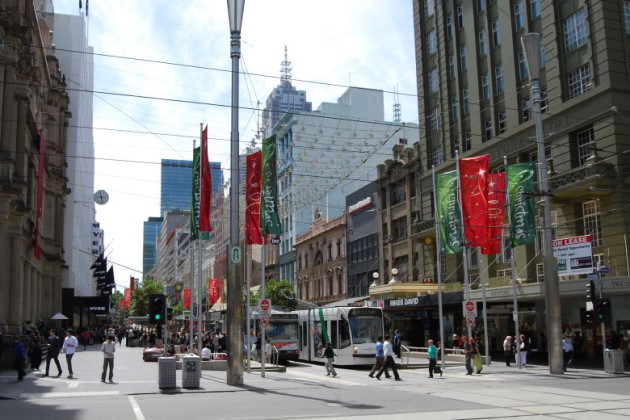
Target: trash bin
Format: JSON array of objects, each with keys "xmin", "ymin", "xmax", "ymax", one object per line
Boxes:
[
  {"xmin": 158, "ymin": 357, "xmax": 176, "ymax": 389},
  {"xmin": 182, "ymin": 355, "xmax": 201, "ymax": 388},
  {"xmin": 604, "ymin": 349, "xmax": 625, "ymax": 374}
]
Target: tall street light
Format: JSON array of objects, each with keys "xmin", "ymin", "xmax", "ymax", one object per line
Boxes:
[
  {"xmin": 227, "ymin": 0, "xmax": 245, "ymax": 386},
  {"xmin": 521, "ymin": 33, "xmax": 564, "ymax": 375}
]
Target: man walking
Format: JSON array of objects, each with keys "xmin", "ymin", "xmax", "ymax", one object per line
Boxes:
[
  {"xmin": 368, "ymin": 336, "xmax": 390, "ymax": 379},
  {"xmin": 463, "ymin": 337, "xmax": 476, "ymax": 375},
  {"xmin": 323, "ymin": 342, "xmax": 337, "ymax": 377},
  {"xmin": 101, "ymin": 335, "xmax": 116, "ymax": 383},
  {"xmin": 376, "ymin": 334, "xmax": 401, "ymax": 381},
  {"xmin": 13, "ymin": 336, "xmax": 26, "ymax": 381},
  {"xmin": 45, "ymin": 329, "xmax": 62, "ymax": 377},
  {"xmin": 427, "ymin": 339, "xmax": 443, "ymax": 378},
  {"xmin": 62, "ymin": 329, "xmax": 78, "ymax": 379},
  {"xmin": 393, "ymin": 329, "xmax": 402, "ymax": 358}
]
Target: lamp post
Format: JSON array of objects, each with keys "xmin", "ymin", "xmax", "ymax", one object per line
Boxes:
[
  {"xmin": 227, "ymin": 0, "xmax": 245, "ymax": 386},
  {"xmin": 521, "ymin": 33, "xmax": 564, "ymax": 375}
]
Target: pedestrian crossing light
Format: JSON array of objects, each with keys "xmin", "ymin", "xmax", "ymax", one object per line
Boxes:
[
  {"xmin": 586, "ymin": 280, "xmax": 595, "ymax": 302},
  {"xmin": 149, "ymin": 294, "xmax": 166, "ymax": 324}
]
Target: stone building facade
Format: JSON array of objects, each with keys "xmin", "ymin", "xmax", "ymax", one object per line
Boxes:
[{"xmin": 0, "ymin": 0, "xmax": 70, "ymax": 333}]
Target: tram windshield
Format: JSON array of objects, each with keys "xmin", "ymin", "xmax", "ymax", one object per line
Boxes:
[{"xmin": 348, "ymin": 308, "xmax": 382, "ymax": 344}]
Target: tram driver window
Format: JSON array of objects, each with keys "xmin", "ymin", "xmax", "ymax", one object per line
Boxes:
[{"xmin": 339, "ymin": 317, "xmax": 351, "ymax": 349}]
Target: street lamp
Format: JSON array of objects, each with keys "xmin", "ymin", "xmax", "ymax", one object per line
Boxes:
[
  {"xmin": 227, "ymin": 0, "xmax": 245, "ymax": 386},
  {"xmin": 388, "ymin": 268, "xmax": 400, "ymax": 284},
  {"xmin": 370, "ymin": 272, "xmax": 379, "ymax": 288},
  {"xmin": 521, "ymin": 33, "xmax": 564, "ymax": 375}
]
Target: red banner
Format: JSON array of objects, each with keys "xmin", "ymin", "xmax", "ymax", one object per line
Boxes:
[
  {"xmin": 246, "ymin": 151, "xmax": 263, "ymax": 245},
  {"xmin": 184, "ymin": 288, "xmax": 191, "ymax": 309},
  {"xmin": 481, "ymin": 172, "xmax": 506, "ymax": 255},
  {"xmin": 208, "ymin": 278, "xmax": 219, "ymax": 304},
  {"xmin": 120, "ymin": 287, "xmax": 131, "ymax": 308},
  {"xmin": 459, "ymin": 155, "xmax": 490, "ymax": 247},
  {"xmin": 34, "ymin": 129, "xmax": 46, "ymax": 260},
  {"xmin": 199, "ymin": 126, "xmax": 212, "ymax": 233}
]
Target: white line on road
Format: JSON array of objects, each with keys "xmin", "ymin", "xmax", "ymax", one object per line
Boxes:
[
  {"xmin": 128, "ymin": 396, "xmax": 146, "ymax": 420},
  {"xmin": 20, "ymin": 391, "xmax": 119, "ymax": 399}
]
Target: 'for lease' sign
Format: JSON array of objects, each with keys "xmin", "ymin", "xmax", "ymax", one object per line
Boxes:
[{"xmin": 553, "ymin": 235, "xmax": 593, "ymax": 276}]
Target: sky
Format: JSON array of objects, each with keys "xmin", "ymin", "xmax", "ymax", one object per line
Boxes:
[{"xmin": 52, "ymin": 0, "xmax": 419, "ymax": 289}]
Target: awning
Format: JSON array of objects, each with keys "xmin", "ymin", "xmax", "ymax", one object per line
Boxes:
[{"xmin": 322, "ymin": 295, "xmax": 369, "ymax": 308}]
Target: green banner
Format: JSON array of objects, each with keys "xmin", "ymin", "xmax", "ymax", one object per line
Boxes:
[
  {"xmin": 507, "ymin": 162, "xmax": 536, "ymax": 246},
  {"xmin": 261, "ymin": 135, "xmax": 282, "ymax": 235},
  {"xmin": 435, "ymin": 170, "xmax": 463, "ymax": 254},
  {"xmin": 190, "ymin": 147, "xmax": 200, "ymax": 241}
]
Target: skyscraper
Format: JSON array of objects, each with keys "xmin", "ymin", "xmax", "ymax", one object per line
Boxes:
[{"xmin": 143, "ymin": 216, "xmax": 163, "ymax": 274}]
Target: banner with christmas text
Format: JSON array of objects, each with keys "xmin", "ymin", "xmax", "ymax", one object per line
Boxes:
[
  {"xmin": 507, "ymin": 162, "xmax": 536, "ymax": 246},
  {"xmin": 435, "ymin": 170, "xmax": 463, "ymax": 254}
]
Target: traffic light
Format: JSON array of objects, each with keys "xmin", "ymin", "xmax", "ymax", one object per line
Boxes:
[
  {"xmin": 585, "ymin": 309, "xmax": 594, "ymax": 323},
  {"xmin": 148, "ymin": 294, "xmax": 166, "ymax": 324},
  {"xmin": 594, "ymin": 298, "xmax": 612, "ymax": 324},
  {"xmin": 586, "ymin": 280, "xmax": 595, "ymax": 302}
]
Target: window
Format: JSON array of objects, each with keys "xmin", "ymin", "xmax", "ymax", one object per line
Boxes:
[
  {"xmin": 498, "ymin": 234, "xmax": 513, "ymax": 263},
  {"xmin": 427, "ymin": 29, "xmax": 437, "ymax": 55},
  {"xmin": 392, "ymin": 217, "xmax": 407, "ymax": 241},
  {"xmin": 482, "ymin": 74, "xmax": 490, "ymax": 100},
  {"xmin": 484, "ymin": 120, "xmax": 493, "ymax": 142},
  {"xmin": 432, "ymin": 144, "xmax": 444, "ymax": 166},
  {"xmin": 391, "ymin": 180, "xmax": 406, "ymax": 205},
  {"xmin": 514, "ymin": 1, "xmax": 524, "ymax": 31},
  {"xmin": 498, "ymin": 112, "xmax": 507, "ymax": 133},
  {"xmin": 429, "ymin": 106, "xmax": 442, "ymax": 132},
  {"xmin": 425, "ymin": 0, "xmax": 435, "ymax": 17},
  {"xmin": 476, "ymin": 0, "xmax": 485, "ymax": 14},
  {"xmin": 451, "ymin": 96, "xmax": 459, "ymax": 121},
  {"xmin": 495, "ymin": 65, "xmax": 504, "ymax": 93},
  {"xmin": 625, "ymin": 1, "xmax": 630, "ymax": 34},
  {"xmin": 522, "ymin": 98, "xmax": 531, "ymax": 122},
  {"xmin": 428, "ymin": 67, "xmax": 439, "ymax": 93},
  {"xmin": 452, "ymin": 136, "xmax": 460, "ymax": 156},
  {"xmin": 462, "ymin": 89, "xmax": 470, "ymax": 114},
  {"xmin": 457, "ymin": 4, "xmax": 464, "ymax": 29},
  {"xmin": 468, "ymin": 247, "xmax": 479, "ymax": 269},
  {"xmin": 497, "ymin": 268, "xmax": 512, "ymax": 278},
  {"xmin": 460, "ymin": 46, "xmax": 467, "ymax": 70},
  {"xmin": 518, "ymin": 51, "xmax": 528, "ymax": 79},
  {"xmin": 530, "ymin": 0, "xmax": 541, "ymax": 19},
  {"xmin": 449, "ymin": 55, "xmax": 456, "ymax": 79},
  {"xmin": 564, "ymin": 9, "xmax": 588, "ymax": 51},
  {"xmin": 574, "ymin": 126, "xmax": 595, "ymax": 167},
  {"xmin": 478, "ymin": 30, "xmax": 488, "ymax": 56},
  {"xmin": 536, "ymin": 263, "xmax": 544, "ymax": 282},
  {"xmin": 492, "ymin": 20, "xmax": 501, "ymax": 46},
  {"xmin": 567, "ymin": 65, "xmax": 591, "ymax": 99},
  {"xmin": 446, "ymin": 15, "xmax": 453, "ymax": 39},
  {"xmin": 540, "ymin": 87, "xmax": 549, "ymax": 112},
  {"xmin": 464, "ymin": 132, "xmax": 472, "ymax": 151},
  {"xmin": 583, "ymin": 200, "xmax": 602, "ymax": 247}
]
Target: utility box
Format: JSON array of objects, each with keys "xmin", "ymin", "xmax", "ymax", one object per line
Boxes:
[
  {"xmin": 158, "ymin": 357, "xmax": 176, "ymax": 389},
  {"xmin": 182, "ymin": 355, "xmax": 201, "ymax": 388},
  {"xmin": 604, "ymin": 349, "xmax": 625, "ymax": 374}
]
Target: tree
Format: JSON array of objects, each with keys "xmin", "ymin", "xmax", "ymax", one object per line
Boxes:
[
  {"xmin": 130, "ymin": 277, "xmax": 163, "ymax": 316},
  {"xmin": 250, "ymin": 278, "xmax": 297, "ymax": 311}
]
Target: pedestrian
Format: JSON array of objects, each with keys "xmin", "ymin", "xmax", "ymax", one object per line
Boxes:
[
  {"xmin": 81, "ymin": 329, "xmax": 90, "ymax": 350},
  {"xmin": 13, "ymin": 336, "xmax": 26, "ymax": 381},
  {"xmin": 44, "ymin": 329, "xmax": 63, "ymax": 378},
  {"xmin": 101, "ymin": 335, "xmax": 116, "ymax": 383},
  {"xmin": 518, "ymin": 334, "xmax": 528, "ymax": 367},
  {"xmin": 201, "ymin": 344, "xmax": 212, "ymax": 361},
  {"xmin": 264, "ymin": 339, "xmax": 273, "ymax": 364},
  {"xmin": 29, "ymin": 331, "xmax": 43, "ymax": 371},
  {"xmin": 503, "ymin": 336, "xmax": 514, "ymax": 366},
  {"xmin": 463, "ymin": 337, "xmax": 475, "ymax": 375},
  {"xmin": 376, "ymin": 334, "xmax": 401, "ymax": 381},
  {"xmin": 427, "ymin": 339, "xmax": 443, "ymax": 378},
  {"xmin": 561, "ymin": 334, "xmax": 574, "ymax": 371},
  {"xmin": 393, "ymin": 329, "xmax": 402, "ymax": 358},
  {"xmin": 62, "ymin": 329, "xmax": 78, "ymax": 379},
  {"xmin": 323, "ymin": 342, "xmax": 337, "ymax": 377},
  {"xmin": 368, "ymin": 336, "xmax": 390, "ymax": 379}
]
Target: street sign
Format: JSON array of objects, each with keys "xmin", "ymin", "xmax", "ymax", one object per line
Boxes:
[
  {"xmin": 599, "ymin": 266, "xmax": 610, "ymax": 273},
  {"xmin": 466, "ymin": 316, "xmax": 476, "ymax": 328},
  {"xmin": 587, "ymin": 273, "xmax": 598, "ymax": 280},
  {"xmin": 230, "ymin": 246, "xmax": 241, "ymax": 264},
  {"xmin": 259, "ymin": 298, "xmax": 271, "ymax": 312},
  {"xmin": 463, "ymin": 300, "xmax": 477, "ymax": 317},
  {"xmin": 260, "ymin": 316, "xmax": 270, "ymax": 328},
  {"xmin": 270, "ymin": 236, "xmax": 281, "ymax": 245}
]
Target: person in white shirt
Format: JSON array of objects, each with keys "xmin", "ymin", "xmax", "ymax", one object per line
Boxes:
[
  {"xmin": 101, "ymin": 336, "xmax": 116, "ymax": 383},
  {"xmin": 61, "ymin": 329, "xmax": 79, "ymax": 379},
  {"xmin": 376, "ymin": 334, "xmax": 401, "ymax": 381},
  {"xmin": 201, "ymin": 344, "xmax": 212, "ymax": 361}
]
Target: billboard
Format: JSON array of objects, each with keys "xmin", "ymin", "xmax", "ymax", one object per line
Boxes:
[{"xmin": 553, "ymin": 235, "xmax": 593, "ymax": 276}]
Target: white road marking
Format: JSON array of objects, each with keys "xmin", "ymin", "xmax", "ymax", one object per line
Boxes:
[
  {"xmin": 20, "ymin": 391, "xmax": 119, "ymax": 399},
  {"xmin": 128, "ymin": 395, "xmax": 146, "ymax": 420}
]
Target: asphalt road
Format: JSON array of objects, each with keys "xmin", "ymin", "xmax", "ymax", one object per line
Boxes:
[{"xmin": 1, "ymin": 342, "xmax": 629, "ymax": 419}]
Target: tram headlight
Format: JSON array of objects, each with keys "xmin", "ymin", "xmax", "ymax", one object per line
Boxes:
[{"xmin": 353, "ymin": 346, "xmax": 358, "ymax": 354}]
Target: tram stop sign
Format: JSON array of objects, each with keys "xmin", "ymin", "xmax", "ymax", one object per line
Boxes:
[
  {"xmin": 260, "ymin": 316, "xmax": 270, "ymax": 329},
  {"xmin": 259, "ymin": 298, "xmax": 271, "ymax": 316},
  {"xmin": 463, "ymin": 300, "xmax": 477, "ymax": 317},
  {"xmin": 466, "ymin": 316, "xmax": 476, "ymax": 328}
]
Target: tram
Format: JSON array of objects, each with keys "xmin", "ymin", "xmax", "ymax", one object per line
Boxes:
[{"xmin": 294, "ymin": 306, "xmax": 384, "ymax": 366}]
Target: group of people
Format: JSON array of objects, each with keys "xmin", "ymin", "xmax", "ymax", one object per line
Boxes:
[
  {"xmin": 12, "ymin": 323, "xmax": 118, "ymax": 383},
  {"xmin": 502, "ymin": 334, "xmax": 530, "ymax": 367},
  {"xmin": 366, "ymin": 334, "xmax": 402, "ymax": 381}
]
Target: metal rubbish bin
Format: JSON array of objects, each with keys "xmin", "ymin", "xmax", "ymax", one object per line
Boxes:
[
  {"xmin": 604, "ymin": 349, "xmax": 625, "ymax": 374},
  {"xmin": 158, "ymin": 357, "xmax": 176, "ymax": 389},
  {"xmin": 182, "ymin": 355, "xmax": 201, "ymax": 388}
]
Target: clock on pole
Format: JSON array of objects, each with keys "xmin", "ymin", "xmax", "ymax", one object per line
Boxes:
[{"xmin": 94, "ymin": 190, "xmax": 109, "ymax": 205}]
